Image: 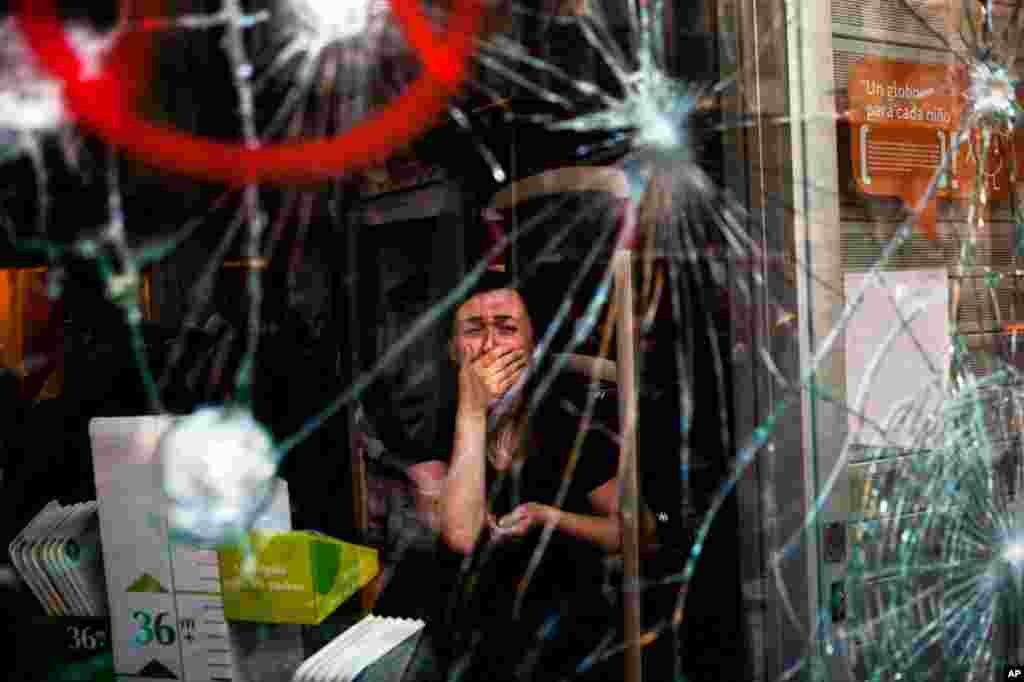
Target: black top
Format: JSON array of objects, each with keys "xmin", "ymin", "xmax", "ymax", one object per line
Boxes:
[{"xmin": 441, "ymin": 376, "xmax": 620, "ymax": 681}]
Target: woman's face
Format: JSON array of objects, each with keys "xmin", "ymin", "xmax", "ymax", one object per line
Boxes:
[{"xmin": 452, "ymin": 288, "xmax": 535, "ymax": 366}]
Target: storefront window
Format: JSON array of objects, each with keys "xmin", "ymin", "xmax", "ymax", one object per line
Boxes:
[{"xmin": 2, "ymin": 1, "xmax": 1023, "ymax": 681}]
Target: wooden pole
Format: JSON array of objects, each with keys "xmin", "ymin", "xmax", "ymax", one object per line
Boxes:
[
  {"xmin": 614, "ymin": 248, "xmax": 643, "ymax": 682},
  {"xmin": 488, "ymin": 166, "xmax": 642, "ymax": 682}
]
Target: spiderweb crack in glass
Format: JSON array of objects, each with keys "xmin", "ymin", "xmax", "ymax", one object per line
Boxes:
[
  {"xmin": 13, "ymin": 0, "xmax": 484, "ymax": 185},
  {"xmin": 157, "ymin": 406, "xmax": 278, "ymax": 548},
  {"xmin": 549, "ymin": 67, "xmax": 695, "ymax": 165},
  {"xmin": 291, "ymin": 0, "xmax": 374, "ymax": 43},
  {"xmin": 966, "ymin": 61, "xmax": 1019, "ymax": 129},
  {"xmin": 0, "ymin": 17, "xmax": 112, "ymax": 134}
]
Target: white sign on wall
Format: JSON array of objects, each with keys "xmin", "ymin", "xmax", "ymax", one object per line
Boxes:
[{"xmin": 844, "ymin": 269, "xmax": 949, "ymax": 449}]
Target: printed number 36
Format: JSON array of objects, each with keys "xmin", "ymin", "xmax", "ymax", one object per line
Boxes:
[
  {"xmin": 133, "ymin": 610, "xmax": 176, "ymax": 645},
  {"xmin": 67, "ymin": 625, "xmax": 107, "ymax": 651}
]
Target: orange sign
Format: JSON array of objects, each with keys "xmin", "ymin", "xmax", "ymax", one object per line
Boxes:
[
  {"xmin": 848, "ymin": 58, "xmax": 1018, "ymax": 240},
  {"xmin": 849, "ymin": 60, "xmax": 959, "ymax": 130}
]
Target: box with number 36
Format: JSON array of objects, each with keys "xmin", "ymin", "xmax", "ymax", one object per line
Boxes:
[{"xmin": 90, "ymin": 417, "xmax": 292, "ymax": 682}]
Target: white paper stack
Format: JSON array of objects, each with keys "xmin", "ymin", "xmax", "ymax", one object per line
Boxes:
[
  {"xmin": 292, "ymin": 615, "xmax": 425, "ymax": 682},
  {"xmin": 7, "ymin": 499, "xmax": 109, "ymax": 616}
]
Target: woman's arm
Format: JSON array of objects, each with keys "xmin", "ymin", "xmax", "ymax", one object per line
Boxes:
[
  {"xmin": 587, "ymin": 477, "xmax": 660, "ymax": 554},
  {"xmin": 440, "ymin": 409, "xmax": 489, "ymax": 554},
  {"xmin": 533, "ymin": 503, "xmax": 622, "ymax": 552},
  {"xmin": 490, "ymin": 478, "xmax": 625, "ymax": 553},
  {"xmin": 492, "ymin": 477, "xmax": 658, "ymax": 554},
  {"xmin": 441, "ymin": 347, "xmax": 526, "ymax": 554}
]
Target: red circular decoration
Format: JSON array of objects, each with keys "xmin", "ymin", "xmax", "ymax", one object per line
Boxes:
[{"xmin": 16, "ymin": 0, "xmax": 483, "ymax": 186}]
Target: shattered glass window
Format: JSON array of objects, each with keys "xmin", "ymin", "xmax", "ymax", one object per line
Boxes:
[{"xmin": 3, "ymin": 1, "xmax": 1024, "ymax": 681}]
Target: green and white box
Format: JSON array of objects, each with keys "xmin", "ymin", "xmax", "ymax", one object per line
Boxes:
[
  {"xmin": 219, "ymin": 531, "xmax": 379, "ymax": 625},
  {"xmin": 90, "ymin": 416, "xmax": 292, "ymax": 682}
]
